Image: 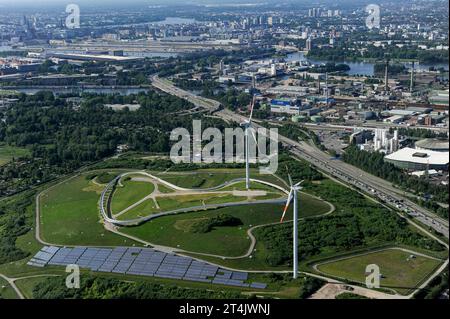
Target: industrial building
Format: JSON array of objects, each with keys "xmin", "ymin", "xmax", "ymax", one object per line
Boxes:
[
  {"xmin": 384, "ymin": 148, "xmax": 449, "ymax": 170},
  {"xmin": 270, "ymin": 98, "xmax": 303, "ymax": 115},
  {"xmin": 46, "ymin": 53, "xmax": 142, "ymax": 63},
  {"xmin": 415, "ymin": 138, "xmax": 449, "ymax": 152}
]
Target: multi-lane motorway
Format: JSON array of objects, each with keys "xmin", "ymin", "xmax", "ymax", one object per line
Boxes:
[
  {"xmin": 151, "ymin": 75, "xmax": 449, "ymax": 239},
  {"xmin": 302, "ymin": 122, "xmax": 449, "ymax": 134}
]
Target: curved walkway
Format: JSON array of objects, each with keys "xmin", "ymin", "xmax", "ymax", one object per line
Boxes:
[
  {"xmin": 100, "ymin": 171, "xmax": 290, "ymax": 226},
  {"xmin": 101, "ymin": 170, "xmax": 335, "ymax": 259}
]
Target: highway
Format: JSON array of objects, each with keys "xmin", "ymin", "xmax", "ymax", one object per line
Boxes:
[
  {"xmin": 302, "ymin": 122, "xmax": 449, "ymax": 134},
  {"xmin": 152, "ymin": 75, "xmax": 221, "ymax": 112},
  {"xmin": 151, "ymin": 76, "xmax": 449, "ymax": 239}
]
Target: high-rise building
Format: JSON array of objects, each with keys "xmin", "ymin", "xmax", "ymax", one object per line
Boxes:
[
  {"xmin": 306, "ymin": 37, "xmax": 312, "ymax": 51},
  {"xmin": 270, "ymin": 64, "xmax": 277, "ymax": 76}
]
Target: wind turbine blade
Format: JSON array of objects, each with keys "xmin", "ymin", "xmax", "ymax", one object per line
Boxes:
[
  {"xmin": 250, "ymin": 126, "xmax": 257, "ymax": 143},
  {"xmin": 284, "ymin": 165, "xmax": 293, "ymax": 186},
  {"xmin": 288, "ymin": 173, "xmax": 293, "ymax": 187},
  {"xmin": 294, "ymin": 180, "xmax": 304, "ymax": 187},
  {"xmin": 249, "ymin": 125, "xmax": 267, "ymax": 161},
  {"xmin": 248, "ymin": 95, "xmax": 255, "ymax": 122},
  {"xmin": 280, "ymin": 190, "xmax": 293, "ymax": 223}
]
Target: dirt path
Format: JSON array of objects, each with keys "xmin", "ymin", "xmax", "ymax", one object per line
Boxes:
[
  {"xmin": 0, "ymin": 273, "xmax": 24, "ymax": 299},
  {"xmin": 309, "ymin": 283, "xmax": 404, "ymax": 299},
  {"xmin": 0, "ymin": 273, "xmax": 61, "ymax": 300}
]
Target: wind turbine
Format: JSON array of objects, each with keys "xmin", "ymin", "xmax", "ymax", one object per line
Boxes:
[
  {"xmin": 280, "ymin": 173, "xmax": 303, "ymax": 279},
  {"xmin": 240, "ymin": 95, "xmax": 257, "ymax": 190}
]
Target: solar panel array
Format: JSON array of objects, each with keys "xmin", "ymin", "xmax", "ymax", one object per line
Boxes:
[{"xmin": 28, "ymin": 246, "xmax": 266, "ymax": 289}]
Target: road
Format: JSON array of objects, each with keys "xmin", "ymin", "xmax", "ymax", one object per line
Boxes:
[
  {"xmin": 150, "ymin": 76, "xmax": 449, "ymax": 239},
  {"xmin": 302, "ymin": 122, "xmax": 449, "ymax": 134},
  {"xmin": 152, "ymin": 75, "xmax": 221, "ymax": 112}
]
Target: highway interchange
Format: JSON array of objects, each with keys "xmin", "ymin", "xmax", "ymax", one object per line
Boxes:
[{"xmin": 151, "ymin": 75, "xmax": 449, "ymax": 240}]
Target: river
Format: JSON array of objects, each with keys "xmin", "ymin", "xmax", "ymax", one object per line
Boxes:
[{"xmin": 285, "ymin": 52, "xmax": 448, "ymax": 76}]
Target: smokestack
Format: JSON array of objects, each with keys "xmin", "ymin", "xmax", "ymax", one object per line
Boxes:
[
  {"xmin": 384, "ymin": 60, "xmax": 389, "ymax": 92},
  {"xmin": 410, "ymin": 61, "xmax": 415, "ymax": 93}
]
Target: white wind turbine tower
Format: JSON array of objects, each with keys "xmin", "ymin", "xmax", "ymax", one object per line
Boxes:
[
  {"xmin": 279, "ymin": 173, "xmax": 303, "ymax": 279},
  {"xmin": 240, "ymin": 95, "xmax": 257, "ymax": 190}
]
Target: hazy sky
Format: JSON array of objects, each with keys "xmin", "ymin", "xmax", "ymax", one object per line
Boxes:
[
  {"xmin": 0, "ymin": 0, "xmax": 379, "ymax": 10},
  {"xmin": 0, "ymin": 0, "xmax": 311, "ymax": 6}
]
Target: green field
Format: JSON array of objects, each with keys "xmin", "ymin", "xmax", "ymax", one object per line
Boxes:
[
  {"xmin": 153, "ymin": 168, "xmax": 286, "ymax": 189},
  {"xmin": 121, "ymin": 193, "xmax": 331, "ymax": 256},
  {"xmin": 14, "ymin": 276, "xmax": 57, "ymax": 299},
  {"xmin": 111, "ymin": 178, "xmax": 155, "ymax": 214},
  {"xmin": 0, "ymin": 144, "xmax": 30, "ymax": 165},
  {"xmin": 39, "ymin": 172, "xmax": 143, "ymax": 246},
  {"xmin": 117, "ymin": 185, "xmax": 284, "ymax": 220},
  {"xmin": 0, "ymin": 277, "xmax": 19, "ymax": 299},
  {"xmin": 316, "ymin": 248, "xmax": 443, "ymax": 295}
]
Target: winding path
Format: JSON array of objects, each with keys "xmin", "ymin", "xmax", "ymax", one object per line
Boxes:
[
  {"xmin": 0, "ymin": 273, "xmax": 60, "ymax": 300},
  {"xmin": 99, "ymin": 171, "xmax": 291, "ymax": 226},
  {"xmin": 100, "ymin": 170, "xmax": 335, "ymax": 260}
]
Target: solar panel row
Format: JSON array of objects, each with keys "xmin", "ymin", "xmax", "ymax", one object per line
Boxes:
[
  {"xmin": 29, "ymin": 246, "xmax": 266, "ymax": 289},
  {"xmin": 250, "ymin": 282, "xmax": 267, "ymax": 289}
]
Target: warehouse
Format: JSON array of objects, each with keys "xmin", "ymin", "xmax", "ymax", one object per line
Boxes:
[
  {"xmin": 415, "ymin": 138, "xmax": 449, "ymax": 152},
  {"xmin": 384, "ymin": 147, "xmax": 449, "ymax": 170}
]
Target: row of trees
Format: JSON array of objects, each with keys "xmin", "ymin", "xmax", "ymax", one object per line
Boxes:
[
  {"xmin": 391, "ymin": 127, "xmax": 448, "ymax": 139},
  {"xmin": 33, "ymin": 275, "xmax": 246, "ymax": 299},
  {"xmin": 0, "ymin": 191, "xmax": 33, "ymax": 264},
  {"xmin": 308, "ymin": 44, "xmax": 449, "ymax": 64}
]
